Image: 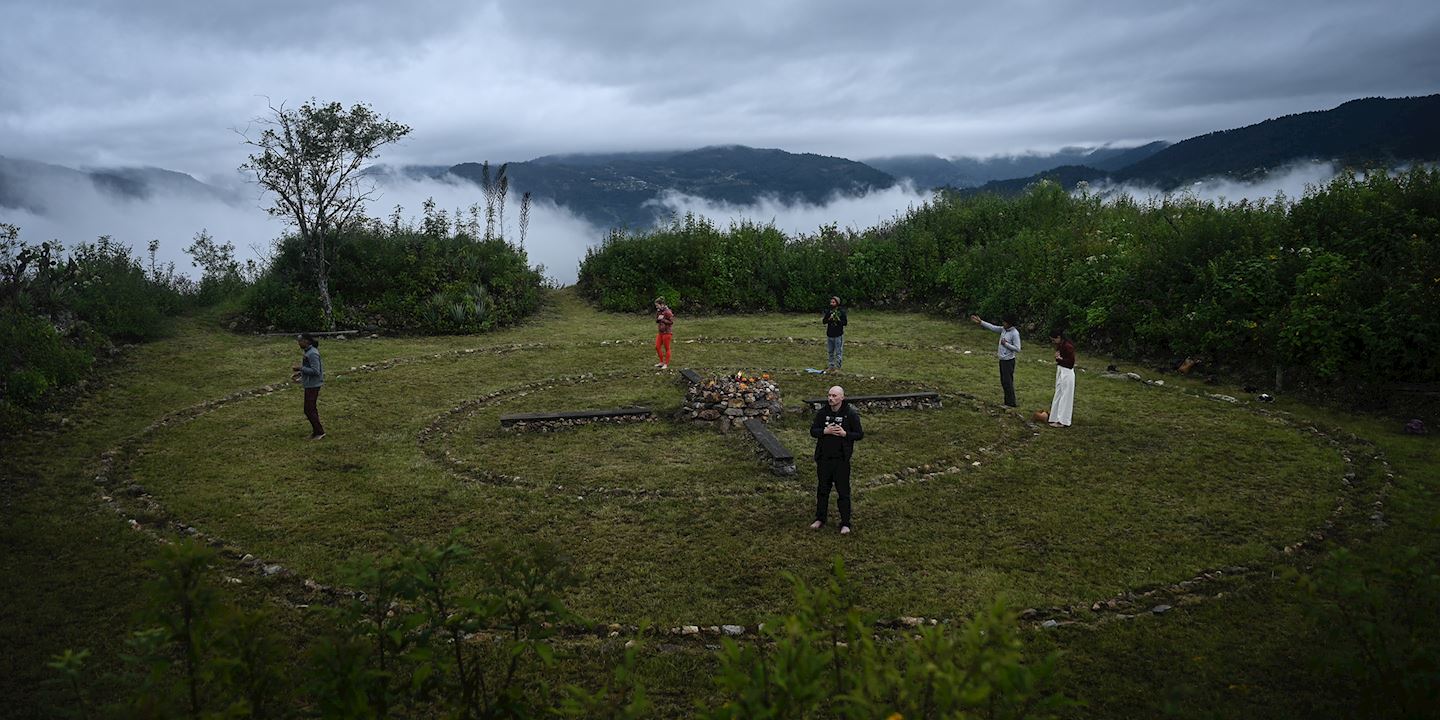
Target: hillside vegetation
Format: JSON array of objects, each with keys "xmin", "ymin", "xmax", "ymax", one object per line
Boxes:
[{"xmin": 578, "ymin": 167, "xmax": 1440, "ymax": 398}]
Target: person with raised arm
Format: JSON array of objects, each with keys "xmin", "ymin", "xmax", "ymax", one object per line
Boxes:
[{"xmin": 970, "ymin": 313, "xmax": 1021, "ymax": 407}]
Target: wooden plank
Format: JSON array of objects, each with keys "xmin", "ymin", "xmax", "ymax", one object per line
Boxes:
[{"xmin": 743, "ymin": 418, "xmax": 794, "ymax": 461}]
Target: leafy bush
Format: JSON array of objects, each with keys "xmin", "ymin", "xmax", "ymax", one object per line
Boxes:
[
  {"xmin": 0, "ymin": 311, "xmax": 93, "ymax": 408},
  {"xmin": 49, "ymin": 538, "xmax": 646, "ymax": 719},
  {"xmin": 705, "ymin": 559, "xmax": 1069, "ymax": 720},
  {"xmin": 242, "ymin": 202, "xmax": 545, "ymax": 334},
  {"xmin": 576, "ymin": 167, "xmax": 1440, "ymax": 394},
  {"xmin": 50, "ymin": 542, "xmax": 1067, "ymax": 718},
  {"xmin": 1, "ymin": 224, "xmax": 237, "ymax": 423}
]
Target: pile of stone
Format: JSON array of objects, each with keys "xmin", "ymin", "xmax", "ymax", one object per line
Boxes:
[{"xmin": 677, "ymin": 372, "xmax": 783, "ymax": 431}]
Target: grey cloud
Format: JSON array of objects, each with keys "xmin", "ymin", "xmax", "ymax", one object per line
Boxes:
[{"xmin": 2, "ymin": 0, "xmax": 1437, "ymax": 171}]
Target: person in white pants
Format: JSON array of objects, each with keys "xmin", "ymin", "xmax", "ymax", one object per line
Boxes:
[{"xmin": 1049, "ymin": 329, "xmax": 1076, "ymax": 427}]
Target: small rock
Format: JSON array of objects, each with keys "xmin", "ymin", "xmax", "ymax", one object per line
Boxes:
[
  {"xmin": 1041, "ymin": 619, "xmax": 1058, "ymax": 628},
  {"xmin": 722, "ymin": 624, "xmax": 744, "ymax": 636},
  {"xmin": 225, "ymin": 577, "xmax": 242, "ymax": 585},
  {"xmin": 241, "ymin": 554, "xmax": 256, "ymax": 564},
  {"xmin": 262, "ymin": 564, "xmax": 284, "ymax": 576},
  {"xmin": 681, "ymin": 625, "xmax": 700, "ymax": 635},
  {"xmin": 1151, "ymin": 604, "xmax": 1172, "ymax": 615},
  {"xmin": 899, "ymin": 616, "xmax": 923, "ymax": 627}
]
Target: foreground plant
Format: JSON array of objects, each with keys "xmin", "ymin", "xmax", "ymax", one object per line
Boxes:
[{"xmin": 705, "ymin": 558, "xmax": 1070, "ymax": 720}]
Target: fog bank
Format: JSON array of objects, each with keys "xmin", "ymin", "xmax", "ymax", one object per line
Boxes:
[{"xmin": 647, "ymin": 181, "xmax": 937, "ymax": 237}]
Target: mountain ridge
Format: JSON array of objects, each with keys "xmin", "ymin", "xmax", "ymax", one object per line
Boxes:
[{"xmin": 6, "ymin": 93, "xmax": 1437, "ymax": 229}]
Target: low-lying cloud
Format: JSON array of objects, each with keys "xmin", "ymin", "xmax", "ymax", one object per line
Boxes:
[
  {"xmin": 647, "ymin": 181, "xmax": 937, "ymax": 237},
  {"xmin": 1090, "ymin": 161, "xmax": 1344, "ymax": 205},
  {"xmin": 3, "ymin": 176, "xmax": 941, "ymax": 287},
  {"xmin": 2, "ymin": 172, "xmax": 281, "ymax": 276},
  {"xmin": 0, "ymin": 170, "xmax": 611, "ymax": 286},
  {"xmin": 3, "ymin": 162, "xmax": 1383, "ymax": 292}
]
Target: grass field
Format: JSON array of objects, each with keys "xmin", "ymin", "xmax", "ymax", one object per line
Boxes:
[{"xmin": 3, "ymin": 288, "xmax": 1433, "ymax": 717}]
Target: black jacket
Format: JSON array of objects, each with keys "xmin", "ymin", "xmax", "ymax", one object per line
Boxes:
[
  {"xmin": 823, "ymin": 307, "xmax": 848, "ymax": 338},
  {"xmin": 810, "ymin": 402, "xmax": 864, "ymax": 461}
]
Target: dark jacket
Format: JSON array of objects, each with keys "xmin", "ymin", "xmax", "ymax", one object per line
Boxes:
[
  {"xmin": 823, "ymin": 307, "xmax": 847, "ymax": 338},
  {"xmin": 810, "ymin": 401, "xmax": 864, "ymax": 461}
]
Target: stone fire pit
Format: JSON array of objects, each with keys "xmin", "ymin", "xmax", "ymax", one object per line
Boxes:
[{"xmin": 676, "ymin": 372, "xmax": 783, "ymax": 431}]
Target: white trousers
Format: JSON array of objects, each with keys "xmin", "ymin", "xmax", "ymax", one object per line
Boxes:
[{"xmin": 1050, "ymin": 366, "xmax": 1075, "ymax": 426}]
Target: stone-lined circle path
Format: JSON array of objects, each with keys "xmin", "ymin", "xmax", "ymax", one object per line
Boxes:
[{"xmin": 89, "ymin": 336, "xmax": 1395, "ymax": 641}]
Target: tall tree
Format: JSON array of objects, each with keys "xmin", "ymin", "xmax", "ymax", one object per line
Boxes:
[{"xmin": 240, "ymin": 100, "xmax": 410, "ymax": 329}]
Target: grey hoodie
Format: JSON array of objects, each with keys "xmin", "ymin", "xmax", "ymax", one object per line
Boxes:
[{"xmin": 299, "ymin": 346, "xmax": 324, "ymax": 388}]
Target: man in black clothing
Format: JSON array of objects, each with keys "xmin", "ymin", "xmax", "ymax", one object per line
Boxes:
[
  {"xmin": 809, "ymin": 385, "xmax": 864, "ymax": 535},
  {"xmin": 822, "ymin": 296, "xmax": 847, "ymax": 372}
]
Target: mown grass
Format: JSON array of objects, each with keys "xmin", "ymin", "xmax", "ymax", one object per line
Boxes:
[
  {"xmin": 123, "ymin": 292, "xmax": 1338, "ymax": 626},
  {"xmin": 3, "ymin": 289, "xmax": 1428, "ymax": 718}
]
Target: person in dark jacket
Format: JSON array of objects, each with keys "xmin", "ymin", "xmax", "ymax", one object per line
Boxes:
[
  {"xmin": 291, "ymin": 333, "xmax": 325, "ymax": 439},
  {"xmin": 822, "ymin": 296, "xmax": 847, "ymax": 372},
  {"xmin": 809, "ymin": 385, "xmax": 864, "ymax": 534}
]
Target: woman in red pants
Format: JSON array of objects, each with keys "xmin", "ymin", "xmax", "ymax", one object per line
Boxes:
[{"xmin": 653, "ymin": 296, "xmax": 674, "ymax": 370}]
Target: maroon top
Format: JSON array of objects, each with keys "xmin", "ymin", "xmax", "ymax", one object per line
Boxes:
[
  {"xmin": 656, "ymin": 307, "xmax": 674, "ymax": 334},
  {"xmin": 1055, "ymin": 340, "xmax": 1076, "ymax": 369}
]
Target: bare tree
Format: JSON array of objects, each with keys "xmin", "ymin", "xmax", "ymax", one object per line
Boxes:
[
  {"xmin": 479, "ymin": 162, "xmax": 510, "ymax": 242},
  {"xmin": 496, "ymin": 173, "xmax": 510, "ymax": 240},
  {"xmin": 480, "ymin": 162, "xmax": 495, "ymax": 241},
  {"xmin": 240, "ymin": 99, "xmax": 410, "ymax": 329},
  {"xmin": 518, "ymin": 192, "xmax": 532, "ymax": 249}
]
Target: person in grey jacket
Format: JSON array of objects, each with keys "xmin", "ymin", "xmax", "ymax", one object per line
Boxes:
[
  {"xmin": 291, "ymin": 333, "xmax": 325, "ymax": 439},
  {"xmin": 970, "ymin": 314, "xmax": 1020, "ymax": 407}
]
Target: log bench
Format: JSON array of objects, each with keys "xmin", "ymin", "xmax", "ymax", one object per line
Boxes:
[
  {"xmin": 743, "ymin": 418, "xmax": 796, "ymax": 476},
  {"xmin": 499, "ymin": 407, "xmax": 654, "ymax": 432},
  {"xmin": 802, "ymin": 391, "xmax": 941, "ymax": 411}
]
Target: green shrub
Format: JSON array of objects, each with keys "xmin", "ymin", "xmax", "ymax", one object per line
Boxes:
[
  {"xmin": 0, "ymin": 311, "xmax": 93, "ymax": 409},
  {"xmin": 577, "ymin": 168, "xmax": 1440, "ymax": 392},
  {"xmin": 705, "ymin": 559, "xmax": 1069, "ymax": 720},
  {"xmin": 243, "ymin": 213, "xmax": 544, "ymax": 334},
  {"xmin": 0, "ymin": 225, "xmax": 216, "ymax": 421}
]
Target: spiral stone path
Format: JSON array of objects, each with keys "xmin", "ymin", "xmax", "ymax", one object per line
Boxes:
[{"xmin": 89, "ymin": 335, "xmax": 1394, "ymax": 643}]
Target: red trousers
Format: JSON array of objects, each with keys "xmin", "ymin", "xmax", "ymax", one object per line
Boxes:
[{"xmin": 655, "ymin": 333, "xmax": 672, "ymax": 363}]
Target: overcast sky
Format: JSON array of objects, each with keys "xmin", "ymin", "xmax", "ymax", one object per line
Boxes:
[{"xmin": 3, "ymin": 0, "xmax": 1438, "ymax": 178}]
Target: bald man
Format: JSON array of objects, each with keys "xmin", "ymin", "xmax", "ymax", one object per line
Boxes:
[{"xmin": 809, "ymin": 385, "xmax": 864, "ymax": 534}]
